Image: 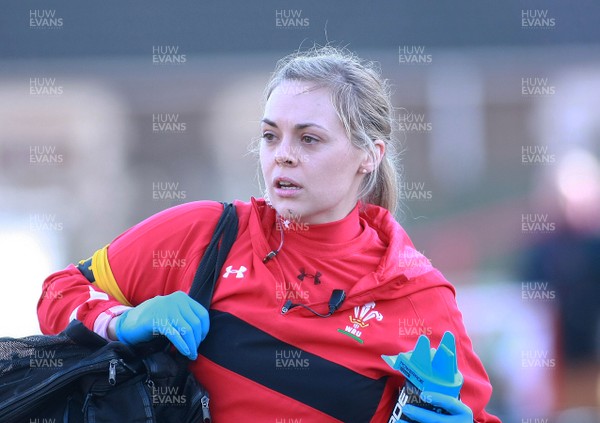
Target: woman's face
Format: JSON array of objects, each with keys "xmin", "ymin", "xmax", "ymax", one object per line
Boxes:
[{"xmin": 260, "ymin": 80, "xmax": 369, "ymax": 224}]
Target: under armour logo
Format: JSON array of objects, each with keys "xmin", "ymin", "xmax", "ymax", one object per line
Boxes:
[
  {"xmin": 297, "ymin": 268, "xmax": 321, "ymax": 285},
  {"xmin": 223, "ymin": 265, "xmax": 247, "ymax": 279}
]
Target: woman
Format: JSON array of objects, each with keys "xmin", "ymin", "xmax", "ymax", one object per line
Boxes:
[{"xmin": 38, "ymin": 46, "xmax": 500, "ymax": 422}]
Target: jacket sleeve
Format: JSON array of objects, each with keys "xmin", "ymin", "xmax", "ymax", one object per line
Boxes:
[
  {"xmin": 37, "ymin": 264, "xmax": 125, "ymax": 335},
  {"xmin": 37, "ymin": 201, "xmax": 224, "ymax": 335},
  {"xmin": 405, "ymin": 272, "xmax": 501, "ymax": 423}
]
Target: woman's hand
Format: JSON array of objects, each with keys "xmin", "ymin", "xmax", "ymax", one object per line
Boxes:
[
  {"xmin": 114, "ymin": 291, "xmax": 209, "ymax": 360},
  {"xmin": 400, "ymin": 391, "xmax": 473, "ymax": 423}
]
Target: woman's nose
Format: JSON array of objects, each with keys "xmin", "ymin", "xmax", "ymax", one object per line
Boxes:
[{"xmin": 274, "ymin": 138, "xmax": 298, "ymax": 166}]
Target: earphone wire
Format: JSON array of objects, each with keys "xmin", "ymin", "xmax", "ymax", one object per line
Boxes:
[{"xmin": 262, "ymin": 213, "xmax": 285, "ymax": 263}]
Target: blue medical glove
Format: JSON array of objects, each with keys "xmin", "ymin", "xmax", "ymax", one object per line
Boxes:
[
  {"xmin": 400, "ymin": 391, "xmax": 473, "ymax": 423},
  {"xmin": 114, "ymin": 291, "xmax": 209, "ymax": 360}
]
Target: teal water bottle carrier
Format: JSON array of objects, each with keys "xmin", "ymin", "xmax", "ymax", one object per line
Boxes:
[{"xmin": 382, "ymin": 331, "xmax": 464, "ymax": 423}]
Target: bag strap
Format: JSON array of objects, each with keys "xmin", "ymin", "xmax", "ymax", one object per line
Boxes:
[{"xmin": 187, "ymin": 202, "xmax": 238, "ymax": 309}]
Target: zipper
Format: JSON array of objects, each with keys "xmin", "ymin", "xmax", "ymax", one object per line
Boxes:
[
  {"xmin": 182, "ymin": 389, "xmax": 211, "ymax": 423},
  {"xmin": 108, "ymin": 359, "xmax": 118, "ymax": 385},
  {"xmin": 146, "ymin": 378, "xmax": 155, "ymax": 401},
  {"xmin": 0, "ymin": 351, "xmax": 129, "ymax": 420},
  {"xmin": 82, "ymin": 392, "xmax": 93, "ymax": 414},
  {"xmin": 201, "ymin": 394, "xmax": 211, "ymax": 423},
  {"xmin": 81, "ymin": 358, "xmax": 121, "ymax": 414}
]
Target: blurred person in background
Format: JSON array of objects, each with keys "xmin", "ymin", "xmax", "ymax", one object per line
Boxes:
[
  {"xmin": 37, "ymin": 46, "xmax": 500, "ymax": 422},
  {"xmin": 520, "ymin": 148, "xmax": 600, "ymax": 420}
]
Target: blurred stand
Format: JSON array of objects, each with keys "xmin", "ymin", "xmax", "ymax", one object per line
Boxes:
[{"xmin": 0, "ymin": 80, "xmax": 132, "ymax": 337}]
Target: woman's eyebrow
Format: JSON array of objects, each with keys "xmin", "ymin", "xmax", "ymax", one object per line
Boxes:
[
  {"xmin": 261, "ymin": 118, "xmax": 328, "ymax": 132},
  {"xmin": 295, "ymin": 122, "xmax": 328, "ymax": 132},
  {"xmin": 261, "ymin": 118, "xmax": 277, "ymax": 127}
]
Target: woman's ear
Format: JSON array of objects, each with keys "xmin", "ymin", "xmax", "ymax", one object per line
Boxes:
[{"xmin": 359, "ymin": 140, "xmax": 385, "ymax": 173}]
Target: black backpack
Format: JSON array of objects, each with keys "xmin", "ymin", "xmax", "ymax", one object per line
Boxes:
[{"xmin": 0, "ymin": 202, "xmax": 238, "ymax": 423}]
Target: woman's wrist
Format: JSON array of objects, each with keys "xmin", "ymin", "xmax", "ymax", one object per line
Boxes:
[
  {"xmin": 107, "ymin": 316, "xmax": 119, "ymax": 341},
  {"xmin": 92, "ymin": 305, "xmax": 132, "ymax": 341}
]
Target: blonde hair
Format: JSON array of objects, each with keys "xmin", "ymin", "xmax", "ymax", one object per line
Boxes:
[{"xmin": 264, "ymin": 45, "xmax": 399, "ymax": 214}]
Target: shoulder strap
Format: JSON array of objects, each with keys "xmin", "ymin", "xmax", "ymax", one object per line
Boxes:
[{"xmin": 188, "ymin": 202, "xmax": 238, "ymax": 309}]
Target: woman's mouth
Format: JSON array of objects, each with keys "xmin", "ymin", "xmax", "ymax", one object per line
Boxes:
[
  {"xmin": 273, "ymin": 178, "xmax": 303, "ymax": 197},
  {"xmin": 277, "ymin": 180, "xmax": 301, "ymax": 190}
]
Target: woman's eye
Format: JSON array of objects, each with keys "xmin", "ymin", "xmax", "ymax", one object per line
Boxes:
[
  {"xmin": 262, "ymin": 133, "xmax": 276, "ymax": 142},
  {"xmin": 301, "ymin": 135, "xmax": 319, "ymax": 144}
]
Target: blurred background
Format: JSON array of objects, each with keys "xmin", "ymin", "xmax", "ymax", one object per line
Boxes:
[{"xmin": 1, "ymin": 1, "xmax": 599, "ymax": 421}]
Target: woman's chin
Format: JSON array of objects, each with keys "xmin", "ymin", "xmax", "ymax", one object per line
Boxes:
[
  {"xmin": 269, "ymin": 198, "xmax": 302, "ymax": 218},
  {"xmin": 275, "ymin": 205, "xmax": 300, "ymax": 218}
]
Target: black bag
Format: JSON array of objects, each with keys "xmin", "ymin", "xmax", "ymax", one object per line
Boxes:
[{"xmin": 0, "ymin": 202, "xmax": 238, "ymax": 423}]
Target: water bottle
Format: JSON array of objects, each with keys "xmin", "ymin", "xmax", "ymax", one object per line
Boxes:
[{"xmin": 381, "ymin": 331, "xmax": 463, "ymax": 423}]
